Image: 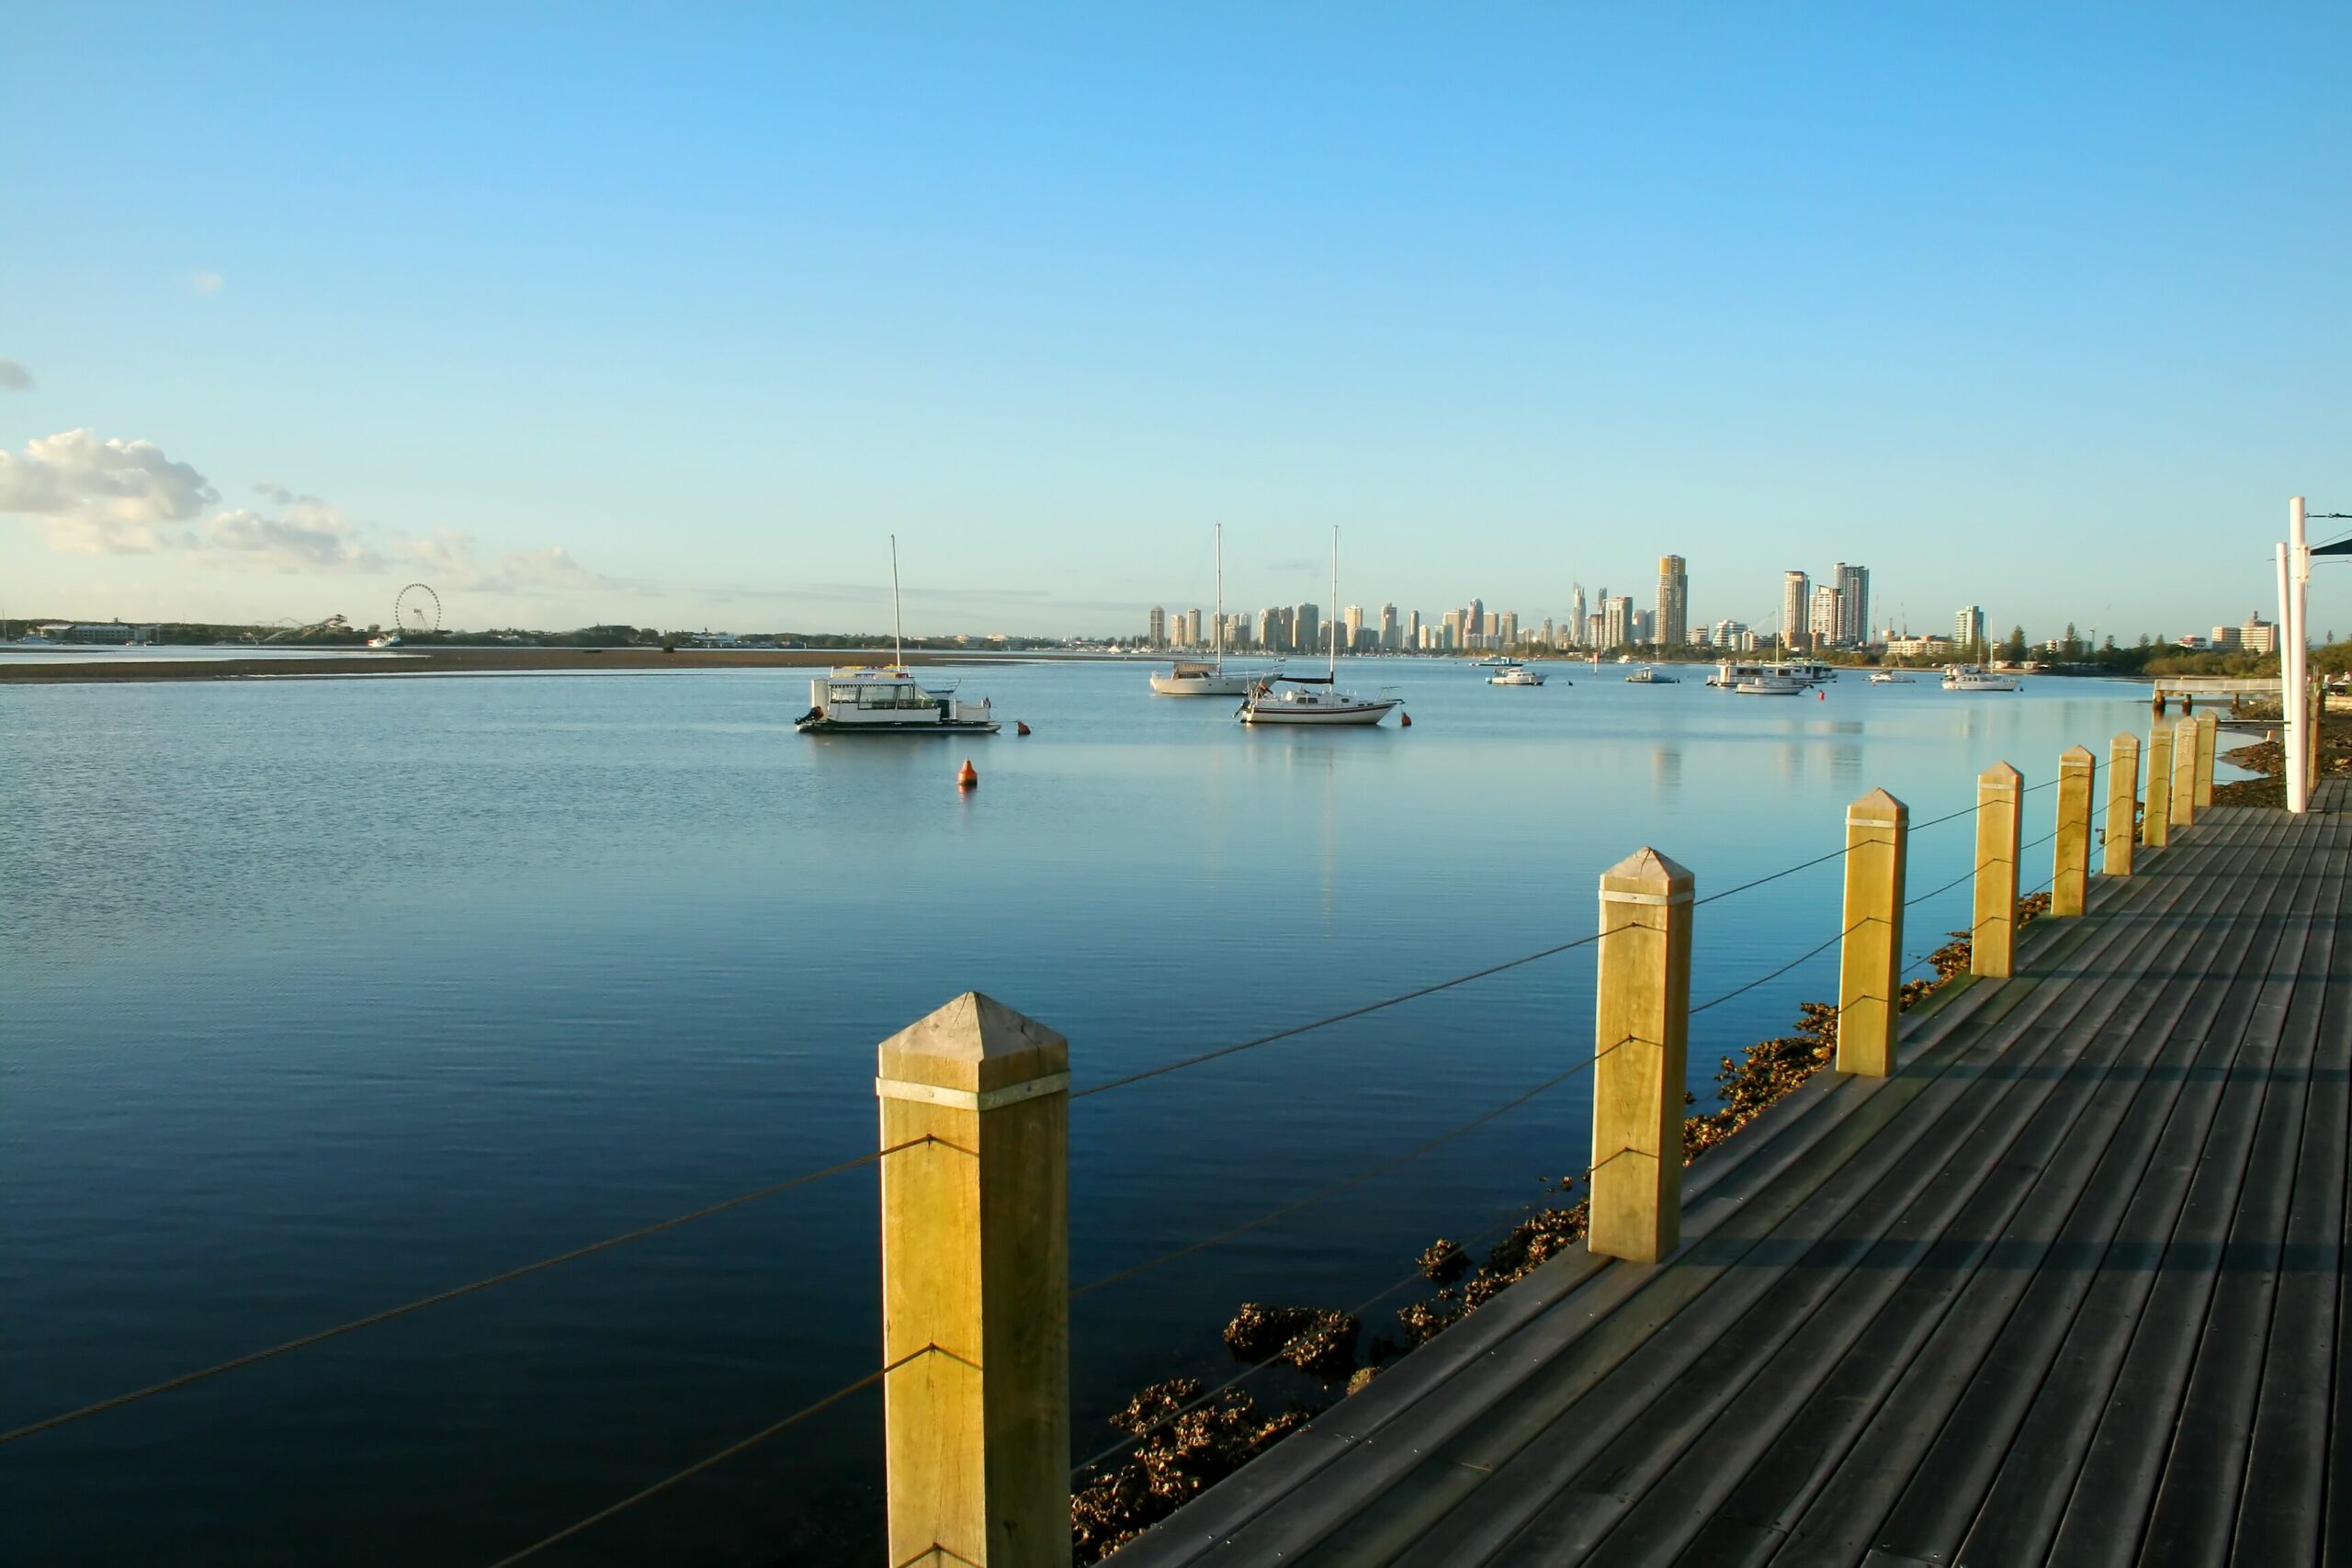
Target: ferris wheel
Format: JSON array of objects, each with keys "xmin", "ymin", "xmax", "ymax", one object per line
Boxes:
[{"xmin": 394, "ymin": 583, "xmax": 442, "ymax": 636}]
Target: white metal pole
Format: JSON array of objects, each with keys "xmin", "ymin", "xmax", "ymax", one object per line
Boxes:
[
  {"xmin": 2289, "ymin": 496, "xmax": 2310, "ymax": 813},
  {"xmin": 2278, "ymin": 538, "xmax": 2300, "ymax": 813}
]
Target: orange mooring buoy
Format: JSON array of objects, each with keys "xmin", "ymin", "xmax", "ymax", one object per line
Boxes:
[
  {"xmin": 1015, "ymin": 720, "xmax": 1031, "ymax": 736},
  {"xmin": 957, "ymin": 759, "xmax": 978, "ymax": 789},
  {"xmin": 1399, "ymin": 711, "xmax": 1413, "ymax": 728},
  {"xmin": 1816, "ymin": 688, "xmax": 1826, "ymax": 701}
]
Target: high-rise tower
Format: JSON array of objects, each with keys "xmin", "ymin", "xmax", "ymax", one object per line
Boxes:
[{"xmin": 1657, "ymin": 555, "xmax": 1689, "ymax": 648}]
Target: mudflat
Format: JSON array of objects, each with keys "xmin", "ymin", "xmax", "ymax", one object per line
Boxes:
[{"xmin": 0, "ymin": 647, "xmax": 1023, "ymax": 683}]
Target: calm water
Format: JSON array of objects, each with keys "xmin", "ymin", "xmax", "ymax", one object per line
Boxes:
[{"xmin": 1, "ymin": 660, "xmax": 2184, "ymax": 1564}]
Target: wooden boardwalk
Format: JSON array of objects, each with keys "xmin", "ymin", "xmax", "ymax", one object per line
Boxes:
[{"xmin": 1123, "ymin": 782, "xmax": 2352, "ymax": 1567}]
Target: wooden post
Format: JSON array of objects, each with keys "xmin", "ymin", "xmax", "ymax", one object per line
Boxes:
[
  {"xmin": 2144, "ymin": 726, "xmax": 2173, "ymax": 848},
  {"xmin": 2105, "ymin": 732, "xmax": 2140, "ymax": 877},
  {"xmin": 1972, "ymin": 762, "xmax": 2022, "ymax": 978},
  {"xmin": 2169, "ymin": 716, "xmax": 2198, "ymax": 829},
  {"xmin": 2312, "ymin": 679, "xmax": 2324, "ymax": 795},
  {"xmin": 1836, "ymin": 790, "xmax": 1907, "ymax": 1077},
  {"xmin": 1590, "ymin": 848, "xmax": 1694, "ymax": 1264},
  {"xmin": 2193, "ymin": 710, "xmax": 2218, "ymax": 808},
  {"xmin": 876, "ymin": 993, "xmax": 1070, "ymax": 1568},
  {"xmin": 2052, "ymin": 746, "xmax": 2095, "ymax": 916}
]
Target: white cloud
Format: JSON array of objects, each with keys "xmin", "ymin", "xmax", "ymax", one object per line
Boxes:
[
  {"xmin": 189, "ymin": 270, "xmax": 227, "ymax": 296},
  {"xmin": 203, "ymin": 495, "xmax": 383, "ymax": 573},
  {"xmin": 0, "ymin": 428, "xmax": 218, "ymax": 553},
  {"xmin": 395, "ymin": 530, "xmax": 616, "ymax": 595},
  {"xmin": 0, "ymin": 360, "xmax": 29, "ymax": 390},
  {"xmin": 497, "ymin": 546, "xmax": 602, "ymax": 591}
]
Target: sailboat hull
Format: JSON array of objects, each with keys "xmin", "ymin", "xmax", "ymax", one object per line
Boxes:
[{"xmin": 1239, "ymin": 699, "xmax": 1399, "ymax": 726}]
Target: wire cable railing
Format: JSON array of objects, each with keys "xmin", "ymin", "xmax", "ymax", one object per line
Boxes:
[{"xmin": 0, "ymin": 1139, "xmax": 944, "ymax": 1448}]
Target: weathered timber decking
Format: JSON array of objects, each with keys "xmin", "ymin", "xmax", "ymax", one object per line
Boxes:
[{"xmin": 1122, "ymin": 780, "xmax": 2351, "ymax": 1567}]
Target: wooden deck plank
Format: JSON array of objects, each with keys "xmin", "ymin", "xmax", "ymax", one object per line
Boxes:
[
  {"xmin": 1541, "ymin": 815, "xmax": 2303, "ymax": 1567},
  {"xmin": 1753, "ymin": 812, "xmax": 2305, "ymax": 1566},
  {"xmin": 1952, "ymin": 819, "xmax": 2325, "ymax": 1564},
  {"xmin": 2035, "ymin": 827, "xmax": 2326, "ymax": 1566},
  {"xmin": 1633, "ymin": 820, "xmax": 2315, "ymax": 1567},
  {"xmin": 2141, "ymin": 834, "xmax": 2345, "ymax": 1564},
  {"xmin": 2229, "ymin": 812, "xmax": 2349, "ymax": 1565}
]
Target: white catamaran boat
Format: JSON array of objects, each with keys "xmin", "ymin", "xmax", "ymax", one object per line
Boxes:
[
  {"xmin": 1150, "ymin": 525, "xmax": 1263, "ymax": 696},
  {"xmin": 795, "ymin": 537, "xmax": 1000, "ymax": 736},
  {"xmin": 1735, "ymin": 672, "xmax": 1806, "ymax": 695},
  {"xmin": 1623, "ymin": 665, "xmax": 1678, "ymax": 684},
  {"xmin": 1239, "ymin": 528, "xmax": 1402, "ymax": 727},
  {"xmin": 1942, "ymin": 664, "xmax": 2022, "ymax": 692}
]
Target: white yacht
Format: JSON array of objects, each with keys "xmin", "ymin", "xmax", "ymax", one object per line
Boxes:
[
  {"xmin": 1736, "ymin": 673, "xmax": 1805, "ymax": 696},
  {"xmin": 796, "ymin": 537, "xmax": 1000, "ymax": 735},
  {"xmin": 1868, "ymin": 670, "xmax": 1916, "ymax": 684},
  {"xmin": 1942, "ymin": 664, "xmax": 2022, "ymax": 692},
  {"xmin": 1240, "ymin": 528, "xmax": 1402, "ymax": 727},
  {"xmin": 1468, "ymin": 654, "xmax": 1516, "ymax": 669},
  {"xmin": 1150, "ymin": 525, "xmax": 1264, "ymax": 696},
  {"xmin": 1489, "ymin": 663, "xmax": 1546, "ymax": 686},
  {"xmin": 1624, "ymin": 666, "xmax": 1678, "ymax": 684},
  {"xmin": 796, "ymin": 666, "xmax": 999, "ymax": 734},
  {"xmin": 1709, "ymin": 659, "xmax": 1836, "ymax": 688}
]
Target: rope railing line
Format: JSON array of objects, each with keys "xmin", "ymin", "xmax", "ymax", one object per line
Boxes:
[
  {"xmin": 1069, "ymin": 1036, "xmax": 1642, "ymax": 1301},
  {"xmin": 0, "ymin": 1138, "xmax": 943, "ymax": 1450},
  {"xmin": 484, "ymin": 1357, "xmax": 904, "ymax": 1567}
]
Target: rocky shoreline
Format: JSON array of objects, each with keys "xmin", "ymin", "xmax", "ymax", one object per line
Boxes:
[{"xmin": 1070, "ymin": 896, "xmax": 2055, "ymax": 1562}]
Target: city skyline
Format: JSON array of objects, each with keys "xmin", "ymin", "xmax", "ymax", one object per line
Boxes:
[{"xmin": 2, "ymin": 7, "xmax": 2346, "ymax": 638}]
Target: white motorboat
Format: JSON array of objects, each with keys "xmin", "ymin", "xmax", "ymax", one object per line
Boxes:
[
  {"xmin": 1942, "ymin": 664, "xmax": 2022, "ymax": 692},
  {"xmin": 1736, "ymin": 674, "xmax": 1805, "ymax": 695},
  {"xmin": 1868, "ymin": 670, "xmax": 1916, "ymax": 684},
  {"xmin": 797, "ymin": 537, "xmax": 999, "ymax": 735},
  {"xmin": 1150, "ymin": 524, "xmax": 1264, "ymax": 695},
  {"xmin": 367, "ymin": 634, "xmax": 403, "ymax": 649},
  {"xmin": 1489, "ymin": 663, "xmax": 1546, "ymax": 686},
  {"xmin": 1469, "ymin": 654, "xmax": 1516, "ymax": 669},
  {"xmin": 1240, "ymin": 527, "xmax": 1401, "ymax": 727},
  {"xmin": 1623, "ymin": 666, "xmax": 1678, "ymax": 684}
]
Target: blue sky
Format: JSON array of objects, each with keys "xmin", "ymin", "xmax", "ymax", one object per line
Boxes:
[{"xmin": 3, "ymin": 4, "xmax": 2346, "ymax": 638}]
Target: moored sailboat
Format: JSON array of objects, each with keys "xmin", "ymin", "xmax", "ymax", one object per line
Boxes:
[{"xmin": 1239, "ymin": 528, "xmax": 1400, "ymax": 726}]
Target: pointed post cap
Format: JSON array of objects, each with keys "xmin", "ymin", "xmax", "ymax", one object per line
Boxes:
[
  {"xmin": 1599, "ymin": 846, "xmax": 1693, "ymax": 897},
  {"xmin": 2111, "ymin": 730, "xmax": 2141, "ymax": 750},
  {"xmin": 877, "ymin": 991, "xmax": 1069, "ymax": 1093},
  {"xmin": 1978, "ymin": 761, "xmax": 2022, "ymax": 790},
  {"xmin": 1847, "ymin": 786, "xmax": 1907, "ymax": 820},
  {"xmin": 2060, "ymin": 744, "xmax": 2095, "ymax": 768}
]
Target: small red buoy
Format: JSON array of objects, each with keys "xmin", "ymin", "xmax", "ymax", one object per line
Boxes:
[
  {"xmin": 1015, "ymin": 721, "xmax": 1031, "ymax": 736},
  {"xmin": 957, "ymin": 759, "xmax": 978, "ymax": 789},
  {"xmin": 1816, "ymin": 689, "xmax": 1826, "ymax": 701},
  {"xmin": 1399, "ymin": 711, "xmax": 1413, "ymax": 728}
]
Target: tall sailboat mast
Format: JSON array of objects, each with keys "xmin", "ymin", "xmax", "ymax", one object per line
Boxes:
[
  {"xmin": 1214, "ymin": 524, "xmax": 1225, "ymax": 672},
  {"xmin": 889, "ymin": 534, "xmax": 905, "ymax": 668},
  {"xmin": 1329, "ymin": 525, "xmax": 1340, "ymax": 681}
]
